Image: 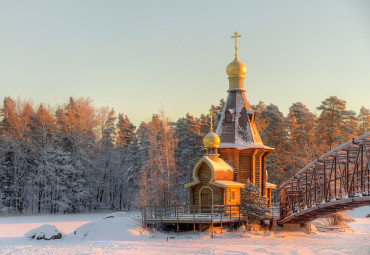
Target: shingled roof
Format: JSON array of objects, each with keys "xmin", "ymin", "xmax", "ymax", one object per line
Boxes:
[{"xmin": 215, "ymin": 90, "xmax": 273, "ymax": 150}]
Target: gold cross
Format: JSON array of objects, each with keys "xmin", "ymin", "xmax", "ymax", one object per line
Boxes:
[
  {"xmin": 209, "ymin": 110, "xmax": 216, "ymax": 132},
  {"xmin": 230, "ymin": 32, "xmax": 242, "ymax": 57}
]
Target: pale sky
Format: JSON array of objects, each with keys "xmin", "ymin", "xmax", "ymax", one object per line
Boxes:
[{"xmin": 0, "ymin": 0, "xmax": 369, "ymax": 125}]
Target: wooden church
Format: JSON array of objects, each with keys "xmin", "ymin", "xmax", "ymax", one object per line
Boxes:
[{"xmin": 185, "ymin": 32, "xmax": 276, "ymax": 212}]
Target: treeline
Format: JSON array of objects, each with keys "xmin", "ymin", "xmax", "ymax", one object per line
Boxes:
[{"xmin": 0, "ymin": 96, "xmax": 368, "ymax": 214}]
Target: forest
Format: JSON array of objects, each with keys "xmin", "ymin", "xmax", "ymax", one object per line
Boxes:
[{"xmin": 0, "ymin": 96, "xmax": 368, "ymax": 214}]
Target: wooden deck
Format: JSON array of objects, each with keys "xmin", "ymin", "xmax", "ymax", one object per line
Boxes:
[
  {"xmin": 142, "ymin": 204, "xmax": 280, "ymax": 227},
  {"xmin": 145, "ymin": 213, "xmax": 246, "ymax": 224}
]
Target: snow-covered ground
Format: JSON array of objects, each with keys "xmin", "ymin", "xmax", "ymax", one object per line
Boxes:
[{"xmin": 0, "ymin": 208, "xmax": 369, "ymax": 255}]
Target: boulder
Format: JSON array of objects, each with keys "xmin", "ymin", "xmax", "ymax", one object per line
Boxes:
[{"xmin": 24, "ymin": 224, "xmax": 62, "ymax": 240}]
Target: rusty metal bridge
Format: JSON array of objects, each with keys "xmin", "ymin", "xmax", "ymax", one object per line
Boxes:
[{"xmin": 279, "ymin": 133, "xmax": 370, "ymax": 224}]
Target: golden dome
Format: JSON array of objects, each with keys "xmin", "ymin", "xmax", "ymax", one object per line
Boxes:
[
  {"xmin": 226, "ymin": 57, "xmax": 247, "ymax": 77},
  {"xmin": 203, "ymin": 132, "xmax": 220, "ymax": 148}
]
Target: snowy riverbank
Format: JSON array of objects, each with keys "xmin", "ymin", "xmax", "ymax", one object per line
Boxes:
[{"xmin": 0, "ymin": 209, "xmax": 369, "ymax": 254}]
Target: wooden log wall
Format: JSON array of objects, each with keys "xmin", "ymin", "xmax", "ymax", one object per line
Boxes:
[
  {"xmin": 239, "ymin": 149, "xmax": 254, "ymax": 184},
  {"xmin": 218, "ymin": 148, "xmax": 240, "ymax": 181},
  {"xmin": 219, "ymin": 147, "xmax": 268, "ymax": 193},
  {"xmin": 225, "ymin": 188, "xmax": 242, "ymax": 205}
]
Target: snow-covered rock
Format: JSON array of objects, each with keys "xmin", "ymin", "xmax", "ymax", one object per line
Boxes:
[{"xmin": 24, "ymin": 224, "xmax": 62, "ymax": 240}]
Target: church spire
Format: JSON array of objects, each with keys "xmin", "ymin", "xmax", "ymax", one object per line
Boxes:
[
  {"xmin": 216, "ymin": 32, "xmax": 270, "ymax": 150},
  {"xmin": 226, "ymin": 32, "xmax": 247, "ymax": 91},
  {"xmin": 231, "ymin": 32, "xmax": 241, "ymax": 58}
]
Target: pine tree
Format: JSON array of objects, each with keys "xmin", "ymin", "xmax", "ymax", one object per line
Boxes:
[
  {"xmin": 28, "ymin": 104, "xmax": 58, "ymax": 213},
  {"xmin": 358, "ymin": 106, "xmax": 370, "ymax": 135},
  {"xmin": 286, "ymin": 102, "xmax": 316, "ymax": 175},
  {"xmin": 174, "ymin": 113, "xmax": 203, "ymax": 202},
  {"xmin": 115, "ymin": 114, "xmax": 137, "ymax": 210},
  {"xmin": 240, "ymin": 181, "xmax": 269, "ymax": 225},
  {"xmin": 316, "ymin": 96, "xmax": 351, "ymax": 153},
  {"xmin": 342, "ymin": 110, "xmax": 359, "ymax": 141},
  {"xmin": 116, "ymin": 113, "xmax": 136, "ymax": 149},
  {"xmin": 250, "ymin": 101, "xmax": 268, "ymax": 134},
  {"xmin": 55, "ymin": 97, "xmax": 98, "ymax": 213},
  {"xmin": 260, "ymin": 104, "xmax": 288, "ymax": 185},
  {"xmin": 210, "ymin": 98, "xmax": 225, "ymax": 128}
]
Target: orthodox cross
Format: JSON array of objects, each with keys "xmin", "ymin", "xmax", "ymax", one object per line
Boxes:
[
  {"xmin": 209, "ymin": 109, "xmax": 216, "ymax": 132},
  {"xmin": 231, "ymin": 32, "xmax": 241, "ymax": 57}
]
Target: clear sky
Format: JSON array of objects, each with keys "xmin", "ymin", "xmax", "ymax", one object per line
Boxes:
[{"xmin": 0, "ymin": 0, "xmax": 369, "ymax": 125}]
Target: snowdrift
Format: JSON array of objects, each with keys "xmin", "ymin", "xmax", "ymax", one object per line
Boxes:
[{"xmin": 71, "ymin": 212, "xmax": 149, "ymax": 241}]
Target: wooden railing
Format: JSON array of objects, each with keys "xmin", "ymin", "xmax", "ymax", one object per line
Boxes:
[{"xmin": 141, "ymin": 203, "xmax": 280, "ymax": 229}]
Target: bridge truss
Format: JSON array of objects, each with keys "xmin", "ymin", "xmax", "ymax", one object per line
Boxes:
[{"xmin": 280, "ymin": 133, "xmax": 370, "ymax": 224}]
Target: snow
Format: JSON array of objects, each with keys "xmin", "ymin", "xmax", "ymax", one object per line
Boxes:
[
  {"xmin": 214, "ymin": 180, "xmax": 245, "ymax": 187},
  {"xmin": 72, "ymin": 212, "xmax": 148, "ymax": 241},
  {"xmin": 204, "ymin": 156, "xmax": 234, "ymax": 172},
  {"xmin": 0, "ymin": 211, "xmax": 369, "ymax": 254},
  {"xmin": 219, "ymin": 142, "xmax": 273, "ymax": 150}
]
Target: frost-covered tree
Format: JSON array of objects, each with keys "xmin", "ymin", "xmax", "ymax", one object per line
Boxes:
[
  {"xmin": 137, "ymin": 113, "xmax": 178, "ymax": 206},
  {"xmin": 55, "ymin": 97, "xmax": 97, "ymax": 212},
  {"xmin": 28, "ymin": 104, "xmax": 58, "ymax": 213},
  {"xmin": 0, "ymin": 95, "xmax": 364, "ymax": 214},
  {"xmin": 116, "ymin": 114, "xmax": 138, "ymax": 210},
  {"xmin": 174, "ymin": 113, "xmax": 203, "ymax": 202}
]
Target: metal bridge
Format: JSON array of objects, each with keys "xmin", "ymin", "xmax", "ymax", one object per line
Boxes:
[{"xmin": 280, "ymin": 133, "xmax": 370, "ymax": 224}]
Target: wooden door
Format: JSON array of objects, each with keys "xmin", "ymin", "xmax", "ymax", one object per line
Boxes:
[{"xmin": 200, "ymin": 187, "xmax": 212, "ymax": 213}]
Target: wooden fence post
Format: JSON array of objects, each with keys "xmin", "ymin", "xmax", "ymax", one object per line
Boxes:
[
  {"xmin": 211, "ymin": 207, "xmax": 213, "ymax": 239},
  {"xmin": 193, "ymin": 204, "xmax": 196, "ymax": 234},
  {"xmin": 229, "ymin": 205, "xmax": 232, "ymax": 231},
  {"xmin": 220, "ymin": 206, "xmax": 223, "ymax": 234},
  {"xmin": 160, "ymin": 207, "xmax": 163, "ymax": 232},
  {"xmin": 238, "ymin": 205, "xmax": 241, "ymax": 227},
  {"xmin": 176, "ymin": 206, "xmax": 179, "ymax": 233}
]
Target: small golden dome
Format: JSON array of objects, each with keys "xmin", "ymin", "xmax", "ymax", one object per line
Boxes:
[
  {"xmin": 203, "ymin": 132, "xmax": 220, "ymax": 148},
  {"xmin": 226, "ymin": 57, "xmax": 247, "ymax": 77}
]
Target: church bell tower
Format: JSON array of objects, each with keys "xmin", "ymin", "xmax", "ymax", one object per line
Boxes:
[{"xmin": 216, "ymin": 32, "xmax": 275, "ymax": 197}]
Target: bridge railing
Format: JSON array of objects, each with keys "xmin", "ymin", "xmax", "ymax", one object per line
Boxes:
[{"xmin": 280, "ymin": 133, "xmax": 370, "ymax": 221}]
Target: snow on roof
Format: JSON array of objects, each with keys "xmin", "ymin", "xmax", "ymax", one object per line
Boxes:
[
  {"xmin": 218, "ymin": 142, "xmax": 274, "ymax": 150},
  {"xmin": 216, "ymin": 91, "xmax": 274, "ymax": 150},
  {"xmin": 266, "ymin": 182, "xmax": 277, "ymax": 189},
  {"xmin": 214, "ymin": 180, "xmax": 245, "ymax": 188},
  {"xmin": 204, "ymin": 156, "xmax": 234, "ymax": 173}
]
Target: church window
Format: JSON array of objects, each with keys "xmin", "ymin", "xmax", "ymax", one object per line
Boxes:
[
  {"xmin": 205, "ymin": 174, "xmax": 208, "ymax": 179},
  {"xmin": 225, "ymin": 111, "xmax": 232, "ymax": 123},
  {"xmin": 230, "ymin": 189, "xmax": 236, "ymax": 201}
]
